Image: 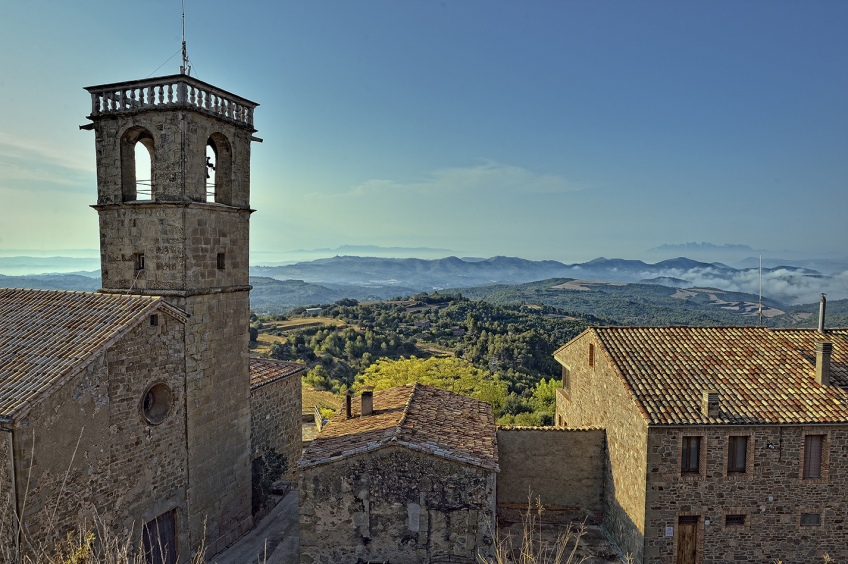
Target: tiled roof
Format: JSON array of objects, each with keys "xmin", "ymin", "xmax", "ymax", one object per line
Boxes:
[
  {"xmin": 560, "ymin": 326, "xmax": 848, "ymax": 426},
  {"xmin": 773, "ymin": 329, "xmax": 848, "ymax": 387},
  {"xmin": 298, "ymin": 383, "xmax": 498, "ymax": 471},
  {"xmin": 249, "ymin": 358, "xmax": 305, "ymax": 390},
  {"xmin": 0, "ymin": 288, "xmax": 186, "ymax": 419}
]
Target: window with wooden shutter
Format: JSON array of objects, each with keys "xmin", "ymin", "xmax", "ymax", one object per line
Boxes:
[
  {"xmin": 803, "ymin": 435, "xmax": 824, "ymax": 479},
  {"xmin": 727, "ymin": 436, "xmax": 748, "ymax": 474},
  {"xmin": 681, "ymin": 436, "xmax": 700, "ymax": 474}
]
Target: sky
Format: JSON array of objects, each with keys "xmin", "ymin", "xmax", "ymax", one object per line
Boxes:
[{"xmin": 0, "ymin": 1, "xmax": 846, "ymax": 265}]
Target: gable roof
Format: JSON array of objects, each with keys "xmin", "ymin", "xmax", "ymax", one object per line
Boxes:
[
  {"xmin": 249, "ymin": 358, "xmax": 305, "ymax": 390},
  {"xmin": 0, "ymin": 288, "xmax": 186, "ymax": 419},
  {"xmin": 298, "ymin": 383, "xmax": 498, "ymax": 471},
  {"xmin": 557, "ymin": 326, "xmax": 848, "ymax": 426}
]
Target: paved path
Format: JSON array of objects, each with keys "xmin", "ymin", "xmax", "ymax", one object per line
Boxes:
[{"xmin": 212, "ymin": 491, "xmax": 299, "ymax": 564}]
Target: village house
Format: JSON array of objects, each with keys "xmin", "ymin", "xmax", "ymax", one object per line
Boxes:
[
  {"xmin": 554, "ymin": 323, "xmax": 848, "ymax": 564},
  {"xmin": 298, "ymin": 383, "xmax": 499, "ymax": 563},
  {"xmin": 0, "ymin": 72, "xmax": 302, "ymax": 563}
]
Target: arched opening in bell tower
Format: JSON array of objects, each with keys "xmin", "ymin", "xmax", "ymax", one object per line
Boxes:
[
  {"xmin": 120, "ymin": 126, "xmax": 155, "ymax": 202},
  {"xmin": 206, "ymin": 133, "xmax": 232, "ymax": 205},
  {"xmin": 135, "ymin": 143, "xmax": 153, "ymax": 200},
  {"xmin": 205, "ymin": 143, "xmax": 216, "ymax": 202}
]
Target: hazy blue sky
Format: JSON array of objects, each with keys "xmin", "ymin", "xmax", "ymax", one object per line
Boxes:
[{"xmin": 1, "ymin": 1, "xmax": 846, "ymax": 263}]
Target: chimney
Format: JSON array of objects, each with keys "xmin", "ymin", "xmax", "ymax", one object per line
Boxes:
[
  {"xmin": 361, "ymin": 387, "xmax": 374, "ymax": 417},
  {"xmin": 345, "ymin": 390, "xmax": 352, "ymax": 419},
  {"xmin": 815, "ymin": 341, "xmax": 832, "ymax": 386},
  {"xmin": 818, "ymin": 293, "xmax": 827, "ymax": 333},
  {"xmin": 702, "ymin": 390, "xmax": 720, "ymax": 418}
]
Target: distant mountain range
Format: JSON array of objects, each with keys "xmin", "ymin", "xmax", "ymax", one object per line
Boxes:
[
  {"xmin": 250, "ymin": 255, "xmax": 847, "ymax": 305},
  {"xmin": 3, "ymin": 254, "xmax": 847, "ymax": 313}
]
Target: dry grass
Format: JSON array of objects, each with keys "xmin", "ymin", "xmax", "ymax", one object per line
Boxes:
[{"xmin": 481, "ymin": 498, "xmax": 589, "ymax": 564}]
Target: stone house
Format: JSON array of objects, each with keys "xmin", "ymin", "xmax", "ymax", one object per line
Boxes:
[
  {"xmin": 1, "ymin": 73, "xmax": 301, "ymax": 562},
  {"xmin": 298, "ymin": 383, "xmax": 499, "ymax": 563},
  {"xmin": 554, "ymin": 325, "xmax": 848, "ymax": 564}
]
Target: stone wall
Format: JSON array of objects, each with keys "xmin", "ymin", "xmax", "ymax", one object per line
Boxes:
[
  {"xmin": 250, "ymin": 370, "xmax": 302, "ymax": 512},
  {"xmin": 0, "ymin": 426, "xmax": 15, "ymax": 559},
  {"xmin": 496, "ymin": 427, "xmax": 604, "ymax": 517},
  {"xmin": 644, "ymin": 425, "xmax": 848, "ymax": 564},
  {"xmin": 180, "ymin": 290, "xmax": 252, "ymax": 554},
  {"xmin": 555, "ymin": 331, "xmax": 649, "ymax": 563},
  {"xmin": 299, "ymin": 446, "xmax": 496, "ymax": 564},
  {"xmin": 12, "ymin": 312, "xmax": 189, "ymax": 559}
]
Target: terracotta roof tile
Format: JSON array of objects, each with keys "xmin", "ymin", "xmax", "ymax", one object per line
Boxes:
[
  {"xmin": 562, "ymin": 326, "xmax": 848, "ymax": 425},
  {"xmin": 0, "ymin": 288, "xmax": 185, "ymax": 419},
  {"xmin": 298, "ymin": 383, "xmax": 498, "ymax": 471},
  {"xmin": 249, "ymin": 358, "xmax": 305, "ymax": 390}
]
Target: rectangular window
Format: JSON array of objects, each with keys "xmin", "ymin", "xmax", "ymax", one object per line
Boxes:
[
  {"xmin": 588, "ymin": 343, "xmax": 595, "ymax": 367},
  {"xmin": 149, "ymin": 314, "xmax": 159, "ymax": 327},
  {"xmin": 801, "ymin": 513, "xmax": 821, "ymax": 527},
  {"xmin": 681, "ymin": 436, "xmax": 701, "ymax": 474},
  {"xmin": 727, "ymin": 436, "xmax": 748, "ymax": 474},
  {"xmin": 803, "ymin": 435, "xmax": 824, "ymax": 479},
  {"xmin": 725, "ymin": 514, "xmax": 745, "ymax": 527},
  {"xmin": 216, "ymin": 252, "xmax": 226, "ymax": 270},
  {"xmin": 561, "ymin": 365, "xmax": 570, "ymax": 391},
  {"xmin": 134, "ymin": 252, "xmax": 145, "ymax": 271}
]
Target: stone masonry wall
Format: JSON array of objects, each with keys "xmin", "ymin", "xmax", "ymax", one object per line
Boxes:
[
  {"xmin": 180, "ymin": 290, "xmax": 252, "ymax": 555},
  {"xmin": 299, "ymin": 446, "xmax": 497, "ymax": 564},
  {"xmin": 496, "ymin": 427, "xmax": 604, "ymax": 517},
  {"xmin": 555, "ymin": 331, "xmax": 650, "ymax": 563},
  {"xmin": 12, "ymin": 312, "xmax": 189, "ymax": 559},
  {"xmin": 97, "ymin": 204, "xmax": 250, "ymax": 293},
  {"xmin": 250, "ymin": 371, "xmax": 302, "ymax": 480},
  {"xmin": 644, "ymin": 425, "xmax": 848, "ymax": 564},
  {"xmin": 0, "ymin": 427, "xmax": 15, "ymax": 558}
]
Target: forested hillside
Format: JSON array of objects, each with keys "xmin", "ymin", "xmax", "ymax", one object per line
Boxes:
[
  {"xmin": 254, "ymin": 293, "xmax": 609, "ymax": 424},
  {"xmin": 451, "ymin": 278, "xmax": 788, "ymax": 326}
]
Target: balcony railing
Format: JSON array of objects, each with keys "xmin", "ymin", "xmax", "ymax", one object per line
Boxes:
[{"xmin": 85, "ymin": 74, "xmax": 258, "ymax": 130}]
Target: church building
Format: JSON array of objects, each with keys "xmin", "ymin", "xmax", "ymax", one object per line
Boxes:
[{"xmin": 0, "ymin": 73, "xmax": 300, "ymax": 562}]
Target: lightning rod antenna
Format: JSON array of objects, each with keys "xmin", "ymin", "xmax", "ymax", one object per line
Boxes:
[
  {"xmin": 758, "ymin": 254, "xmax": 763, "ymax": 326},
  {"xmin": 180, "ymin": 0, "xmax": 191, "ymax": 75}
]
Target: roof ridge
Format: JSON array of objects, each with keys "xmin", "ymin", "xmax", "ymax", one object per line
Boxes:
[{"xmin": 391, "ymin": 382, "xmax": 419, "ymax": 441}]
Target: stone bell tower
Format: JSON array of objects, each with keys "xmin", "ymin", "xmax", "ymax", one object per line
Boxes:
[{"xmin": 82, "ymin": 75, "xmax": 259, "ymax": 553}]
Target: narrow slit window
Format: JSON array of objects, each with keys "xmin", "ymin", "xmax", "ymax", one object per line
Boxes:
[
  {"xmin": 150, "ymin": 314, "xmax": 159, "ymax": 327},
  {"xmin": 588, "ymin": 343, "xmax": 595, "ymax": 367},
  {"xmin": 217, "ymin": 253, "xmax": 226, "ymax": 270},
  {"xmin": 134, "ymin": 253, "xmax": 145, "ymax": 271}
]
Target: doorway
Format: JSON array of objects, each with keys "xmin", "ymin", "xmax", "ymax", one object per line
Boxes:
[
  {"xmin": 676, "ymin": 515, "xmax": 698, "ymax": 564},
  {"xmin": 142, "ymin": 509, "xmax": 177, "ymax": 564}
]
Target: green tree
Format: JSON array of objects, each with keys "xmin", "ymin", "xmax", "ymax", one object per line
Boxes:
[{"xmin": 355, "ymin": 356, "xmax": 508, "ymax": 413}]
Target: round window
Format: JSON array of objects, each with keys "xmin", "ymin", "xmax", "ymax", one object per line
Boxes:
[{"xmin": 141, "ymin": 383, "xmax": 173, "ymax": 425}]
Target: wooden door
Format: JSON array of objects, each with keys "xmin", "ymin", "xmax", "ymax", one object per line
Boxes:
[
  {"xmin": 142, "ymin": 510, "xmax": 177, "ymax": 564},
  {"xmin": 676, "ymin": 516, "xmax": 698, "ymax": 564}
]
